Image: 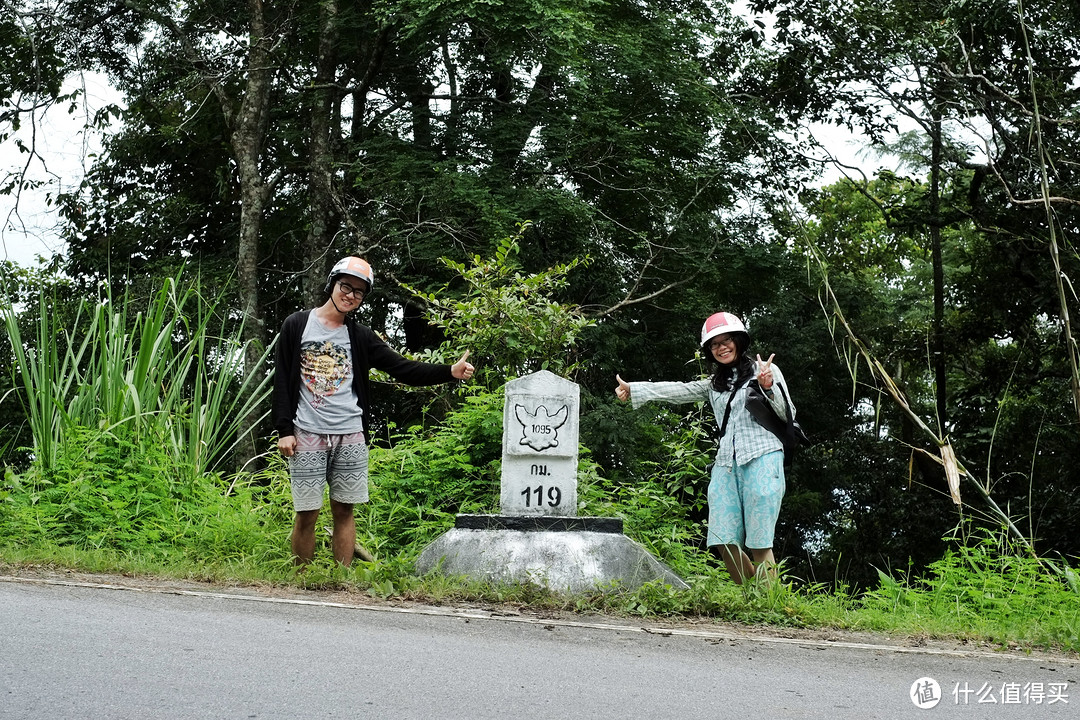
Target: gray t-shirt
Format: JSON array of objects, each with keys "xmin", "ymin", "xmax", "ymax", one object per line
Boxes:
[{"xmin": 293, "ymin": 312, "xmax": 365, "ymax": 434}]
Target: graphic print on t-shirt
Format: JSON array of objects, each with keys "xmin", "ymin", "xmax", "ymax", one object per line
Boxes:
[{"xmin": 299, "ymin": 340, "xmax": 351, "ymax": 408}]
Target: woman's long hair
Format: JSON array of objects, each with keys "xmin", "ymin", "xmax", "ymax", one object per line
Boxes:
[{"xmin": 707, "ymin": 333, "xmax": 754, "ymax": 392}]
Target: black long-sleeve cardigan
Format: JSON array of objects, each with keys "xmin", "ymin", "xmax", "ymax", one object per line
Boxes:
[{"xmin": 272, "ymin": 310, "xmax": 455, "ymax": 441}]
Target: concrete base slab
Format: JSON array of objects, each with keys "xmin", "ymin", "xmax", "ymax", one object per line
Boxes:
[{"xmin": 415, "ymin": 518, "xmax": 688, "ymax": 594}]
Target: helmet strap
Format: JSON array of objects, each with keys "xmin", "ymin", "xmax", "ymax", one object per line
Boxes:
[{"xmin": 328, "ymin": 284, "xmax": 350, "ymax": 316}]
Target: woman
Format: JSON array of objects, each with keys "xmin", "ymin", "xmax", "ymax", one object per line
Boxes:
[{"xmin": 614, "ymin": 312, "xmax": 796, "ymax": 584}]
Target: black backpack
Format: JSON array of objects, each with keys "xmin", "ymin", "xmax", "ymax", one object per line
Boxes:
[{"xmin": 717, "ymin": 378, "xmax": 809, "ymax": 466}]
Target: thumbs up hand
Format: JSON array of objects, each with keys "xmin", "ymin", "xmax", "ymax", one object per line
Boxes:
[{"xmin": 452, "ymin": 350, "xmax": 475, "ymax": 380}]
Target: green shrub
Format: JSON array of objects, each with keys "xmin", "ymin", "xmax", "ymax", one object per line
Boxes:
[
  {"xmin": 858, "ymin": 527, "xmax": 1080, "ymax": 649},
  {"xmin": 0, "ymin": 424, "xmax": 290, "ymax": 567},
  {"xmin": 360, "ymin": 387, "xmax": 504, "ymax": 559}
]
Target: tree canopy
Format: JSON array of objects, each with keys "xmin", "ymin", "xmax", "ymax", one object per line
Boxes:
[{"xmin": 2, "ymin": 0, "xmax": 1078, "ymax": 587}]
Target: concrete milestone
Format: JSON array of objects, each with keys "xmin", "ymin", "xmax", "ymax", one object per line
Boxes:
[
  {"xmin": 415, "ymin": 370, "xmax": 688, "ymax": 593},
  {"xmin": 500, "ymin": 370, "xmax": 579, "ymax": 516}
]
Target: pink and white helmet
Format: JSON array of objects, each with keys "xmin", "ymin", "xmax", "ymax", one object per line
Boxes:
[{"xmin": 700, "ymin": 311, "xmax": 748, "ymax": 347}]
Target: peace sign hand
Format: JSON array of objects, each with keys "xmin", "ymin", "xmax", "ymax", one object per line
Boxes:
[{"xmin": 756, "ymin": 353, "xmax": 775, "ymax": 390}]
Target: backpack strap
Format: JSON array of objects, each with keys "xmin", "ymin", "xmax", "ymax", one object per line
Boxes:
[{"xmin": 716, "ymin": 375, "xmax": 752, "ymax": 443}]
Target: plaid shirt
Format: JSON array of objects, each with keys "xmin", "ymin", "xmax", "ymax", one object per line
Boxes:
[{"xmin": 629, "ymin": 363, "xmax": 795, "ymax": 468}]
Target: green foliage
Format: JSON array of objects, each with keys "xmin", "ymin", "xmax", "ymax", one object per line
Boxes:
[
  {"xmin": 0, "ymin": 427, "xmax": 292, "ymax": 570},
  {"xmin": 0, "ymin": 271, "xmax": 271, "ymax": 478},
  {"xmin": 0, "ymin": 4, "xmax": 67, "ymax": 116},
  {"xmin": 403, "ymin": 226, "xmax": 596, "ymax": 385},
  {"xmin": 7, "ymin": 0, "xmax": 1078, "ymax": 603},
  {"xmin": 797, "ymin": 168, "xmax": 1080, "ymax": 581},
  {"xmin": 3, "ymin": 184, "xmax": 1077, "ymax": 657},
  {"xmin": 360, "ymin": 387, "xmax": 505, "ymax": 559},
  {"xmin": 2, "ymin": 353, "xmax": 1078, "ymax": 652},
  {"xmin": 53, "ymin": 0, "xmax": 804, "ymax": 380},
  {"xmin": 857, "ymin": 527, "xmax": 1080, "ymax": 650},
  {"xmin": 578, "ymin": 402, "xmax": 714, "ymax": 575}
]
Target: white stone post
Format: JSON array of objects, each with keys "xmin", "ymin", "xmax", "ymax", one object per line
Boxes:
[
  {"xmin": 415, "ymin": 369, "xmax": 688, "ymax": 591},
  {"xmin": 500, "ymin": 371, "xmax": 579, "ymax": 516}
]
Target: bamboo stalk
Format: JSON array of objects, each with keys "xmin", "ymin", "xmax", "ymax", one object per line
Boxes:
[{"xmin": 807, "ymin": 241, "xmax": 1037, "ymax": 556}]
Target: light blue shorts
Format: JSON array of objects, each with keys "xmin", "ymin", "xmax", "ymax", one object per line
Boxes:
[
  {"xmin": 707, "ymin": 451, "xmax": 785, "ymax": 549},
  {"xmin": 289, "ymin": 428, "xmax": 369, "ymax": 511}
]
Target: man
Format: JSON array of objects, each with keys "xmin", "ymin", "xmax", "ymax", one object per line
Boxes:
[{"xmin": 272, "ymin": 256, "xmax": 474, "ymax": 566}]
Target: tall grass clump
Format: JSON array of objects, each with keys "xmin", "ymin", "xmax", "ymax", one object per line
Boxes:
[
  {"xmin": 1, "ymin": 272, "xmax": 271, "ymax": 478},
  {"xmin": 0, "ymin": 272, "xmax": 277, "ymax": 565}
]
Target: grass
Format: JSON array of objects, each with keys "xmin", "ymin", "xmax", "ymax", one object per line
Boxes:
[
  {"xmin": 2, "ymin": 541, "xmax": 1076, "ymax": 656},
  {"xmin": 2, "ymin": 451, "xmax": 1078, "ymax": 657},
  {"xmin": 2, "ymin": 272, "xmax": 1077, "ymax": 657}
]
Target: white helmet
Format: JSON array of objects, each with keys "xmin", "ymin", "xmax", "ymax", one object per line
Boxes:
[
  {"xmin": 325, "ymin": 256, "xmax": 374, "ymax": 293},
  {"xmin": 700, "ymin": 311, "xmax": 748, "ymax": 347}
]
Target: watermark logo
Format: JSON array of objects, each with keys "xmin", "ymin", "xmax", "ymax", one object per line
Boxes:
[
  {"xmin": 911, "ymin": 677, "xmax": 942, "ymax": 709},
  {"xmin": 911, "ymin": 677, "xmax": 1069, "ymax": 707}
]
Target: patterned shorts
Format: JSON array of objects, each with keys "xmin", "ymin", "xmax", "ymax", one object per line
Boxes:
[
  {"xmin": 289, "ymin": 428, "xmax": 369, "ymax": 512},
  {"xmin": 706, "ymin": 450, "xmax": 786, "ymax": 549}
]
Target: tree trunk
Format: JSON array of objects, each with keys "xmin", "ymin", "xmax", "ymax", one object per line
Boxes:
[
  {"xmin": 929, "ymin": 103, "xmax": 947, "ymax": 433},
  {"xmin": 122, "ymin": 0, "xmax": 278, "ymax": 467},
  {"xmin": 304, "ymin": 0, "xmax": 341, "ymax": 307},
  {"xmin": 231, "ymin": 0, "xmax": 275, "ymax": 466}
]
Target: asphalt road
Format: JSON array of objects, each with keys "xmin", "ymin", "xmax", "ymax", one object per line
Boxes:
[{"xmin": 1, "ymin": 575, "xmax": 1076, "ymax": 719}]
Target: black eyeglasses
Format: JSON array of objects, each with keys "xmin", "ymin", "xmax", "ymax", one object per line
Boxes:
[
  {"xmin": 337, "ymin": 281, "xmax": 366, "ymax": 299},
  {"xmin": 709, "ymin": 335, "xmax": 735, "ymax": 350}
]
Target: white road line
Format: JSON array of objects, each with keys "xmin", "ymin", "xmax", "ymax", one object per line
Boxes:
[{"xmin": 2, "ymin": 574, "xmax": 1073, "ymax": 664}]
